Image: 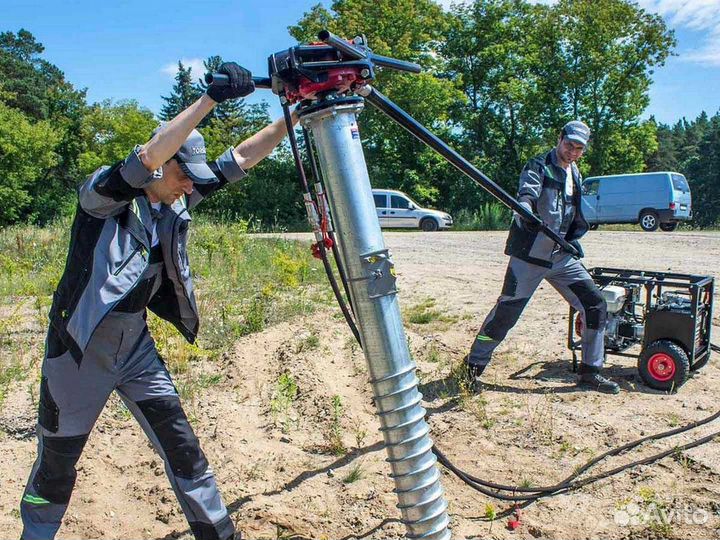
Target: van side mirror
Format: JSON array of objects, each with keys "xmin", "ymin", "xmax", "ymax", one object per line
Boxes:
[{"xmin": 408, "ymin": 203, "xmax": 416, "ymax": 210}]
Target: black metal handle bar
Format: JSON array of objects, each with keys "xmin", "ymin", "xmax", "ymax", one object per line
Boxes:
[
  {"xmin": 318, "ymin": 30, "xmax": 422, "ymax": 74},
  {"xmin": 204, "ymin": 73, "xmax": 272, "ymax": 89},
  {"xmin": 358, "ymin": 85, "xmax": 579, "ymax": 257}
]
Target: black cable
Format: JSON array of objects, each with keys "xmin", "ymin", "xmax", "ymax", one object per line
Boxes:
[
  {"xmin": 433, "ymin": 408, "xmax": 720, "ymax": 501},
  {"xmin": 302, "ymin": 127, "xmax": 356, "ymax": 316},
  {"xmin": 283, "ymin": 103, "xmax": 362, "ymax": 346}
]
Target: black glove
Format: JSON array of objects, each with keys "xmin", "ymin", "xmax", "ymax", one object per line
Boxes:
[
  {"xmin": 569, "ymin": 239, "xmax": 585, "ymax": 258},
  {"xmin": 206, "ymin": 62, "xmax": 254, "ymax": 103}
]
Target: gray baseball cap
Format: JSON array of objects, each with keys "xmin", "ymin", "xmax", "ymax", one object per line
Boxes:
[
  {"xmin": 562, "ymin": 120, "xmax": 591, "ymax": 147},
  {"xmin": 152, "ymin": 124, "xmax": 218, "ymax": 184}
]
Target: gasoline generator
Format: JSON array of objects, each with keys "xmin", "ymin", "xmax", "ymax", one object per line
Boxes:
[{"xmin": 568, "ymin": 268, "xmax": 715, "ymax": 391}]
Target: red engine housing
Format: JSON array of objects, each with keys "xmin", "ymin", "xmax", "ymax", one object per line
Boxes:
[{"xmin": 286, "ymin": 67, "xmax": 363, "ymax": 102}]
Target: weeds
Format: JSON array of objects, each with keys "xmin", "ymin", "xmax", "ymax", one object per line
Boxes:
[
  {"xmin": 453, "ymin": 203, "xmax": 511, "ymax": 231},
  {"xmin": 325, "ymin": 394, "xmax": 347, "ymax": 456},
  {"xmin": 270, "ymin": 372, "xmax": 299, "ymax": 432},
  {"xmin": 295, "ymin": 332, "xmax": 320, "ymax": 354},
  {"xmin": 342, "ymin": 462, "xmax": 365, "ymax": 484},
  {"xmin": 404, "ymin": 298, "xmax": 457, "ymax": 326}
]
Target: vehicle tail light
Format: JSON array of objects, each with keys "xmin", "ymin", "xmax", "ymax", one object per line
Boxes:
[{"xmin": 669, "ymin": 202, "xmax": 676, "ymax": 210}]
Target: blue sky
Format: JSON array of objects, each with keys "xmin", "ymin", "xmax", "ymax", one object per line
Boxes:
[{"xmin": 5, "ymin": 0, "xmax": 720, "ymax": 125}]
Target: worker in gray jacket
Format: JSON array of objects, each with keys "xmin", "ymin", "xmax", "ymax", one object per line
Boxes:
[
  {"xmin": 20, "ymin": 62, "xmax": 296, "ymax": 540},
  {"xmin": 466, "ymin": 121, "xmax": 619, "ymax": 394}
]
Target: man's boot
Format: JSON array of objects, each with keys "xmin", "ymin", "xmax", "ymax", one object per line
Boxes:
[{"xmin": 577, "ymin": 364, "xmax": 620, "ymax": 394}]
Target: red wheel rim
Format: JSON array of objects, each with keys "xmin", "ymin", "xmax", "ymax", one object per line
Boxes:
[{"xmin": 648, "ymin": 353, "xmax": 676, "ymax": 381}]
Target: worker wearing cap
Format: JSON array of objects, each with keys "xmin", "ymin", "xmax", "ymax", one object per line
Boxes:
[
  {"xmin": 20, "ymin": 62, "xmax": 296, "ymax": 540},
  {"xmin": 465, "ymin": 121, "xmax": 619, "ymax": 394}
]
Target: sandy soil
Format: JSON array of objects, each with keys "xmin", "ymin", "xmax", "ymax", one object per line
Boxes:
[{"xmin": 2, "ymin": 230, "xmax": 720, "ymax": 540}]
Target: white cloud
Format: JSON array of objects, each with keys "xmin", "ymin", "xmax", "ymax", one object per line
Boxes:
[
  {"xmin": 637, "ymin": 0, "xmax": 720, "ymax": 66},
  {"xmin": 160, "ymin": 58, "xmax": 207, "ymax": 80}
]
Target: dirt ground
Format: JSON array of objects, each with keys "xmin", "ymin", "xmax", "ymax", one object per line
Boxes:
[{"xmin": 2, "ymin": 230, "xmax": 720, "ymax": 540}]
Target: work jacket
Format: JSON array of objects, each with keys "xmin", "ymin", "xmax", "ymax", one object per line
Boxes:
[
  {"xmin": 504, "ymin": 148, "xmax": 589, "ymax": 268},
  {"xmin": 47, "ymin": 146, "xmax": 246, "ymax": 365}
]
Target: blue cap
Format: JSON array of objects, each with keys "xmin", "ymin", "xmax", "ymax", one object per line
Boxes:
[{"xmin": 562, "ymin": 120, "xmax": 591, "ymax": 147}]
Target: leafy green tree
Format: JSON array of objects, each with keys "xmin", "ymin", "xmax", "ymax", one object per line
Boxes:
[
  {"xmin": 0, "ymin": 28, "xmax": 88, "ymax": 223},
  {"xmin": 550, "ymin": 0, "xmax": 674, "ymax": 175},
  {"xmin": 78, "ymin": 99, "xmax": 157, "ymax": 175},
  {"xmin": 197, "ymin": 101, "xmax": 305, "ymax": 226},
  {"xmin": 290, "ymin": 0, "xmax": 466, "ymax": 209},
  {"xmin": 0, "ymin": 102, "xmax": 60, "ymax": 224},
  {"xmin": 160, "ymin": 61, "xmax": 201, "ymax": 121}
]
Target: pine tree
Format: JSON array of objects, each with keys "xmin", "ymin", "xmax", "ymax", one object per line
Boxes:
[{"xmin": 159, "ymin": 61, "xmax": 201, "ymax": 121}]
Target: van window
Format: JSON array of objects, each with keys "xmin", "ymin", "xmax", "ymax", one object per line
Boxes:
[
  {"xmin": 391, "ymin": 195, "xmax": 411, "ymax": 209},
  {"xmin": 373, "ymin": 194, "xmax": 388, "ymax": 208},
  {"xmin": 582, "ymin": 180, "xmax": 599, "ymax": 195},
  {"xmin": 671, "ymin": 174, "xmax": 689, "ymax": 192}
]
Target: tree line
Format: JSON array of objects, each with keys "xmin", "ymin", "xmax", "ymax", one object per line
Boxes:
[{"xmin": 1, "ymin": 0, "xmax": 718, "ymax": 229}]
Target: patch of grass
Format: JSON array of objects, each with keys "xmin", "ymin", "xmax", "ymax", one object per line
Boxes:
[
  {"xmin": 404, "ymin": 298, "xmax": 458, "ymax": 326},
  {"xmin": 325, "ymin": 394, "xmax": 347, "ymax": 456},
  {"xmin": 453, "ymin": 203, "xmax": 511, "ymax": 231},
  {"xmin": 0, "ymin": 361, "xmax": 27, "ymax": 409},
  {"xmin": 342, "ymin": 462, "xmax": 365, "ymax": 484},
  {"xmin": 295, "ymin": 332, "xmax": 320, "ymax": 354},
  {"xmin": 270, "ymin": 372, "xmax": 299, "ymax": 432},
  {"xmin": 519, "ymin": 477, "xmax": 534, "ymax": 488},
  {"xmin": 425, "ymin": 343, "xmax": 442, "ymax": 363}
]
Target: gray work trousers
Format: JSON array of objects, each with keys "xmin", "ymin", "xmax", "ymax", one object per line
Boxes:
[
  {"xmin": 20, "ymin": 311, "xmax": 234, "ymax": 540},
  {"xmin": 468, "ymin": 254, "xmax": 607, "ymax": 373}
]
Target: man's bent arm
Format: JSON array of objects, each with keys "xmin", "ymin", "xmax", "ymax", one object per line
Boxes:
[
  {"xmin": 139, "ymin": 95, "xmax": 217, "ymax": 172},
  {"xmin": 186, "ymin": 112, "xmax": 299, "ymax": 210},
  {"xmin": 232, "ymin": 111, "xmax": 298, "ymax": 170}
]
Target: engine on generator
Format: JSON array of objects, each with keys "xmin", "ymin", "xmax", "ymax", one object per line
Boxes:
[{"xmin": 599, "ymin": 284, "xmax": 644, "ymax": 350}]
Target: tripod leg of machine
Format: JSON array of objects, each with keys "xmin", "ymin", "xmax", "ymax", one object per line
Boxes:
[
  {"xmin": 357, "ymin": 85, "xmax": 579, "ymax": 258},
  {"xmin": 299, "ymin": 100, "xmax": 451, "ymax": 540}
]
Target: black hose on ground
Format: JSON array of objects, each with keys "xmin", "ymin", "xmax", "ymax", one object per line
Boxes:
[{"xmin": 433, "ymin": 408, "xmax": 720, "ymax": 501}]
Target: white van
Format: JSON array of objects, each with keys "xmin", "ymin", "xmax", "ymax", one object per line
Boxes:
[
  {"xmin": 372, "ymin": 189, "xmax": 453, "ymax": 231},
  {"xmin": 581, "ymin": 172, "xmax": 692, "ymax": 231}
]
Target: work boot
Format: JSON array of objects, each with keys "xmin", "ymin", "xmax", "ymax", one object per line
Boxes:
[
  {"xmin": 577, "ymin": 364, "xmax": 620, "ymax": 394},
  {"xmin": 462, "ymin": 355, "xmax": 485, "ymax": 391}
]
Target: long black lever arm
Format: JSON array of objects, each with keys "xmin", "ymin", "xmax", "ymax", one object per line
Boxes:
[{"xmin": 358, "ymin": 85, "xmax": 579, "ymax": 257}]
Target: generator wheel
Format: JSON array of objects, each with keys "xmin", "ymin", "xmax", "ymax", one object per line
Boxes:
[{"xmin": 638, "ymin": 340, "xmax": 689, "ymax": 391}]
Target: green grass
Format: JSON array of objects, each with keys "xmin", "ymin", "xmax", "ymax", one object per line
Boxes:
[
  {"xmin": 270, "ymin": 372, "xmax": 299, "ymax": 432},
  {"xmin": 404, "ymin": 298, "xmax": 458, "ymax": 326},
  {"xmin": 0, "ymin": 218, "xmax": 328, "ymax": 414},
  {"xmin": 342, "ymin": 462, "xmax": 365, "ymax": 484},
  {"xmin": 325, "ymin": 394, "xmax": 347, "ymax": 456},
  {"xmin": 453, "ymin": 203, "xmax": 511, "ymax": 231}
]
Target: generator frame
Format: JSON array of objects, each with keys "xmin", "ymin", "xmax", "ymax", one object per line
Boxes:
[{"xmin": 568, "ymin": 267, "xmax": 714, "ymax": 376}]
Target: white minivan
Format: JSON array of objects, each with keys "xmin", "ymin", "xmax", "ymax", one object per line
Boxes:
[{"xmin": 372, "ymin": 189, "xmax": 453, "ymax": 231}]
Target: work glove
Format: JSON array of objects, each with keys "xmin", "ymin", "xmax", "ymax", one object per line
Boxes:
[
  {"xmin": 206, "ymin": 62, "xmax": 255, "ymax": 103},
  {"xmin": 569, "ymin": 239, "xmax": 585, "ymax": 258},
  {"xmin": 515, "ymin": 201, "xmax": 542, "ymax": 233}
]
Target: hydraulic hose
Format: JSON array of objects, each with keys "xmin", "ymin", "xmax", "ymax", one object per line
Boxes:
[
  {"xmin": 282, "ymin": 102, "xmax": 362, "ymax": 346},
  {"xmin": 433, "ymin": 408, "xmax": 720, "ymax": 501}
]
